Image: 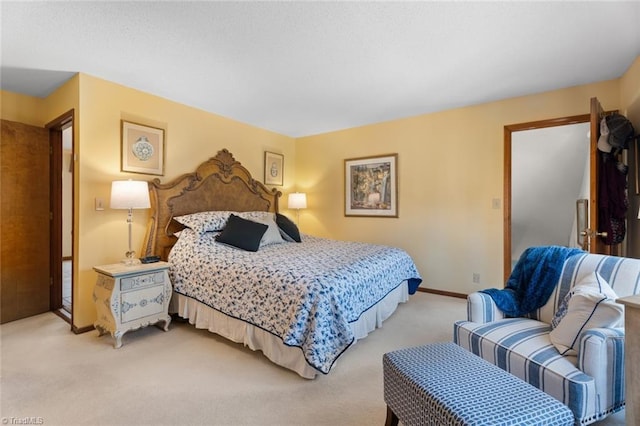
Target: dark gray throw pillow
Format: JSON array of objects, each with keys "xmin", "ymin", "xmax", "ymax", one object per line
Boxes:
[
  {"xmin": 215, "ymin": 214, "xmax": 268, "ymax": 252},
  {"xmin": 275, "ymin": 213, "xmax": 301, "ymax": 242}
]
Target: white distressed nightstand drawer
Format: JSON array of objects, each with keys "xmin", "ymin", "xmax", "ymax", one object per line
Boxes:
[
  {"xmin": 121, "ymin": 271, "xmax": 165, "ymax": 291},
  {"xmin": 120, "ymin": 285, "xmax": 165, "ymax": 323}
]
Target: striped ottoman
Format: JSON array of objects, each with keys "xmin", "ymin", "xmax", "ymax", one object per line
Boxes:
[{"xmin": 383, "ymin": 342, "xmax": 574, "ymax": 426}]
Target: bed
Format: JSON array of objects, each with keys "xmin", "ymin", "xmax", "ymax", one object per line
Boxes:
[{"xmin": 142, "ymin": 149, "xmax": 422, "ymax": 378}]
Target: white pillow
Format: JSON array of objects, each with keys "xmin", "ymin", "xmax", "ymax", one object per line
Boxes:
[{"xmin": 549, "ymin": 272, "xmax": 623, "ymax": 356}]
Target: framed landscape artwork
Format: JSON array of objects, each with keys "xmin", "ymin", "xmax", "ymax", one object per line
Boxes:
[
  {"xmin": 344, "ymin": 153, "xmax": 398, "ymax": 217},
  {"xmin": 121, "ymin": 120, "xmax": 165, "ymax": 176},
  {"xmin": 264, "ymin": 151, "xmax": 284, "ymax": 186}
]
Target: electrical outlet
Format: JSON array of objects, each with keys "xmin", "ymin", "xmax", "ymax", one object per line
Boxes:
[{"xmin": 472, "ymin": 273, "xmax": 480, "ymax": 284}]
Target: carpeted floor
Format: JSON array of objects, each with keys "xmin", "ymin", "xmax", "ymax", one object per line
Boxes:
[{"xmin": 0, "ymin": 293, "xmax": 626, "ymax": 425}]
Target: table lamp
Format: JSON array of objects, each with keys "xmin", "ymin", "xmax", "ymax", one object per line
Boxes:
[
  {"xmin": 110, "ymin": 180, "xmax": 151, "ymax": 265},
  {"xmin": 288, "ymin": 192, "xmax": 307, "ymax": 225}
]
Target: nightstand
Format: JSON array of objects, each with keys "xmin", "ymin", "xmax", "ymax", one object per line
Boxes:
[{"xmin": 93, "ymin": 261, "xmax": 172, "ymax": 348}]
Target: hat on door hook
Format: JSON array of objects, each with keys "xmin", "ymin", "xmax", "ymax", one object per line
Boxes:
[
  {"xmin": 606, "ymin": 112, "xmax": 635, "ymax": 150},
  {"xmin": 597, "ymin": 117, "xmax": 612, "ymax": 153}
]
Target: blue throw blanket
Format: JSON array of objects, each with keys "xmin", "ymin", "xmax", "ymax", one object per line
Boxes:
[{"xmin": 481, "ymin": 246, "xmax": 584, "ymax": 317}]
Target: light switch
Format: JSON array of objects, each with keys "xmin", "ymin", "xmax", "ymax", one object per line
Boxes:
[
  {"xmin": 95, "ymin": 197, "xmax": 105, "ymax": 211},
  {"xmin": 491, "ymin": 198, "xmax": 501, "ymax": 209}
]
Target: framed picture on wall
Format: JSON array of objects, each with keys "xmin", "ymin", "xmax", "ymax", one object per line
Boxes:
[
  {"xmin": 345, "ymin": 153, "xmax": 398, "ymax": 217},
  {"xmin": 264, "ymin": 151, "xmax": 284, "ymax": 186},
  {"xmin": 121, "ymin": 120, "xmax": 165, "ymax": 176}
]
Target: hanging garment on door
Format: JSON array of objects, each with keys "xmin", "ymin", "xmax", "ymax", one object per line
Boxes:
[{"xmin": 598, "ymin": 152, "xmax": 628, "ymax": 245}]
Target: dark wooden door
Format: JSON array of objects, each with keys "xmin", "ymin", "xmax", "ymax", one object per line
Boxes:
[
  {"xmin": 1, "ymin": 119, "xmax": 50, "ymax": 323},
  {"xmin": 589, "ymin": 97, "xmax": 608, "ymax": 254}
]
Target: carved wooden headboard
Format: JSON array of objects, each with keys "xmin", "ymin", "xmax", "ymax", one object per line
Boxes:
[{"xmin": 142, "ymin": 149, "xmax": 281, "ymax": 260}]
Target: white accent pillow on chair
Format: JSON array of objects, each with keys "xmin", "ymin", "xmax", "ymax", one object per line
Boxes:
[{"xmin": 549, "ymin": 272, "xmax": 623, "ymax": 356}]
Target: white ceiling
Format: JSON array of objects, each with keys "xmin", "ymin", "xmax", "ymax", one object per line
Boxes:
[{"xmin": 2, "ymin": 1, "xmax": 639, "ymax": 137}]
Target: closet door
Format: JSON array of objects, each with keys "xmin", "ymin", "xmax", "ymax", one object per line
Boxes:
[{"xmin": 1, "ymin": 119, "xmax": 50, "ymax": 323}]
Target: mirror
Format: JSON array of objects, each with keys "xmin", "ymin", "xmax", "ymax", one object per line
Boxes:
[{"xmin": 507, "ymin": 122, "xmax": 590, "ymax": 272}]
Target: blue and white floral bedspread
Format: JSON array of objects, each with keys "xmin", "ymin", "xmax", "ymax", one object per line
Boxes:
[{"xmin": 169, "ymin": 229, "xmax": 422, "ymax": 374}]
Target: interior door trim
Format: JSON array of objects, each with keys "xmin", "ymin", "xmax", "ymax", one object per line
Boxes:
[{"xmin": 46, "ymin": 109, "xmax": 74, "ymax": 329}]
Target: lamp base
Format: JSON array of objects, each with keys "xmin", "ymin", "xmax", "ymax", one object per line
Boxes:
[{"xmin": 120, "ymin": 251, "xmax": 140, "ymax": 266}]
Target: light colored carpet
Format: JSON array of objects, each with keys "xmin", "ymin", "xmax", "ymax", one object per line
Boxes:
[{"xmin": 0, "ymin": 293, "xmax": 626, "ymax": 425}]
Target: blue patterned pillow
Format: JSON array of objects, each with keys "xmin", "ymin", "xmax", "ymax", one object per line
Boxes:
[
  {"xmin": 236, "ymin": 211, "xmax": 273, "ymax": 222},
  {"xmin": 551, "ymin": 291, "xmax": 572, "ymax": 330},
  {"xmin": 174, "ymin": 210, "xmax": 276, "ymax": 237},
  {"xmin": 173, "ymin": 211, "xmax": 233, "ymax": 235}
]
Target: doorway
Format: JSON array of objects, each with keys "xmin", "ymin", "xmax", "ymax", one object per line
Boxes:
[
  {"xmin": 60, "ymin": 125, "xmax": 73, "ymax": 315},
  {"xmin": 47, "ymin": 111, "xmax": 74, "ymax": 326},
  {"xmin": 503, "ymin": 98, "xmax": 614, "ymax": 281},
  {"xmin": 511, "ymin": 123, "xmax": 590, "ymax": 263},
  {"xmin": 503, "ymin": 114, "xmax": 592, "ymax": 281}
]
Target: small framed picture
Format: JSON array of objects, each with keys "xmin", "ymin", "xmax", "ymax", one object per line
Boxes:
[
  {"xmin": 264, "ymin": 151, "xmax": 284, "ymax": 186},
  {"xmin": 121, "ymin": 120, "xmax": 165, "ymax": 176},
  {"xmin": 345, "ymin": 153, "xmax": 398, "ymax": 217}
]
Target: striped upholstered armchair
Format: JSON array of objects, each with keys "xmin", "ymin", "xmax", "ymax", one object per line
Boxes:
[{"xmin": 454, "ymin": 252, "xmax": 640, "ymax": 425}]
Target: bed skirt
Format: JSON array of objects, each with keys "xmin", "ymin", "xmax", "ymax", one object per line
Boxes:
[{"xmin": 170, "ymin": 280, "xmax": 410, "ymax": 379}]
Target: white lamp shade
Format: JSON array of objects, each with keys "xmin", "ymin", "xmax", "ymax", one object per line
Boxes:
[
  {"xmin": 110, "ymin": 180, "xmax": 151, "ymax": 209},
  {"xmin": 288, "ymin": 192, "xmax": 307, "ymax": 209}
]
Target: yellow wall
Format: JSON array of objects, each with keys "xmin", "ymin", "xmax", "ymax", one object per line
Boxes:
[
  {"xmin": 3, "ymin": 57, "xmax": 639, "ymax": 329},
  {"xmin": 2, "ymin": 74, "xmax": 295, "ymax": 329},
  {"xmin": 1, "ymin": 75, "xmax": 80, "ymax": 127},
  {"xmin": 296, "ymin": 79, "xmax": 622, "ymax": 295},
  {"xmin": 620, "ymin": 56, "xmax": 640, "ymax": 113},
  {"xmin": 620, "ymin": 56, "xmax": 640, "ymax": 258},
  {"xmin": 73, "ymin": 74, "xmax": 295, "ymax": 328},
  {"xmin": 1, "ymin": 90, "xmax": 47, "ymax": 126}
]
